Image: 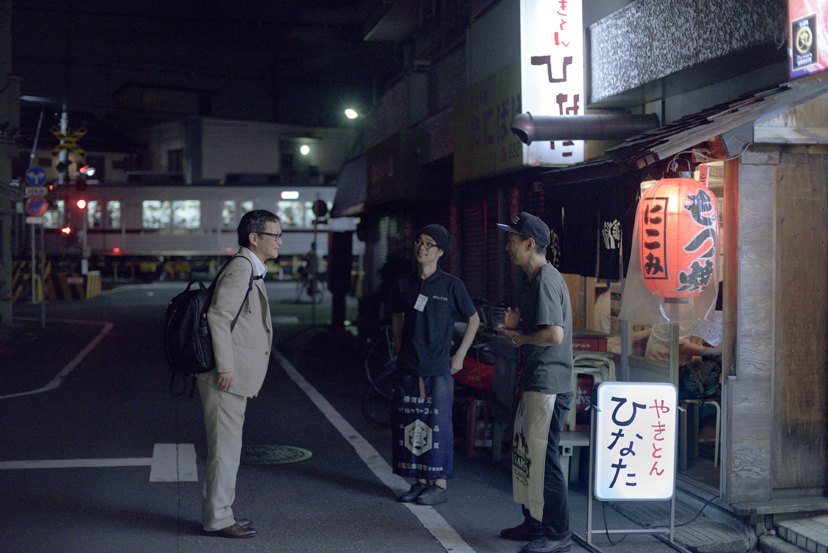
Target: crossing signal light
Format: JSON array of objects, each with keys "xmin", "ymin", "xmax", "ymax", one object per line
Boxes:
[
  {"xmin": 61, "ymin": 226, "xmax": 71, "ymax": 235},
  {"xmin": 74, "ymin": 166, "xmax": 89, "ymax": 192},
  {"xmin": 76, "ymin": 199, "xmax": 86, "ymax": 209}
]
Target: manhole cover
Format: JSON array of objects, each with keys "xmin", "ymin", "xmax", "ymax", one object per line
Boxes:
[{"xmin": 241, "ymin": 445, "xmax": 312, "ymax": 465}]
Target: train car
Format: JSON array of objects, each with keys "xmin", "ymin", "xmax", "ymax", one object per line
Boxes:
[{"xmin": 43, "ymin": 183, "xmax": 358, "ymax": 279}]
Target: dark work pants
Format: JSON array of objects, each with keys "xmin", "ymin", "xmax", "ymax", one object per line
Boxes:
[{"xmin": 522, "ymin": 392, "xmax": 572, "ymax": 540}]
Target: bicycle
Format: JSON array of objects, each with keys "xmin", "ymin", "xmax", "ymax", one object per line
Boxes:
[
  {"xmin": 294, "ymin": 272, "xmax": 325, "ymax": 304},
  {"xmin": 361, "ymin": 358, "xmax": 398, "ymax": 427},
  {"xmin": 364, "ymin": 325, "xmax": 396, "ymax": 384},
  {"xmin": 361, "ymin": 324, "xmax": 398, "ymax": 427}
]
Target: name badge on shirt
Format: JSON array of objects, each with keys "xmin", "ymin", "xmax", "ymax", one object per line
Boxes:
[{"xmin": 414, "ymin": 294, "xmax": 428, "ymax": 312}]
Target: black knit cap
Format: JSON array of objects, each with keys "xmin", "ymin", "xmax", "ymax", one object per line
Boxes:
[
  {"xmin": 418, "ymin": 224, "xmax": 452, "ymax": 254},
  {"xmin": 496, "ymin": 211, "xmax": 551, "ymax": 247}
]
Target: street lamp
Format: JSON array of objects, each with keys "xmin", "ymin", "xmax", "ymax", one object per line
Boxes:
[
  {"xmin": 20, "ymin": 95, "xmax": 59, "ymax": 170},
  {"xmin": 344, "ymin": 108, "xmax": 359, "ymax": 120}
]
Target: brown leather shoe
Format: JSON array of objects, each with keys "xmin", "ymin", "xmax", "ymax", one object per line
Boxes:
[
  {"xmin": 236, "ymin": 518, "xmax": 252, "ymax": 529},
  {"xmin": 213, "ymin": 522, "xmax": 257, "ymax": 538}
]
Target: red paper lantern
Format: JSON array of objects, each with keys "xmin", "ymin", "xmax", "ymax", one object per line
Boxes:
[{"xmin": 638, "ymin": 177, "xmax": 718, "ymax": 298}]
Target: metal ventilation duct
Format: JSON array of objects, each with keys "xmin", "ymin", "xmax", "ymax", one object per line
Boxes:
[{"xmin": 510, "ymin": 113, "xmax": 660, "ymax": 144}]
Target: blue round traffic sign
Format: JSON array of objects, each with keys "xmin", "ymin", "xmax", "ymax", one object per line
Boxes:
[{"xmin": 25, "ymin": 166, "xmax": 47, "ymax": 187}]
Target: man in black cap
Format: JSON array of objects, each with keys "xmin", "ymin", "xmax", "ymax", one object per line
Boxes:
[
  {"xmin": 390, "ymin": 224, "xmax": 480, "ymax": 505},
  {"xmin": 495, "ymin": 212, "xmax": 574, "ymax": 553}
]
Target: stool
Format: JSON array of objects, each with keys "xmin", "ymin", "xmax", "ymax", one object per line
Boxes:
[
  {"xmin": 680, "ymin": 398, "xmax": 721, "ymax": 468},
  {"xmin": 568, "ymin": 355, "xmax": 615, "ymax": 431},
  {"xmin": 465, "ymin": 396, "xmax": 493, "ymax": 457},
  {"xmin": 560, "ymin": 430, "xmax": 590, "ymax": 483}
]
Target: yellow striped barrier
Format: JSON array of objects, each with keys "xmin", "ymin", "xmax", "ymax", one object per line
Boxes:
[{"xmin": 86, "ymin": 271, "xmax": 101, "ymax": 299}]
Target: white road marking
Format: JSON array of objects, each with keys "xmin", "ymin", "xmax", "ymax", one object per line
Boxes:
[
  {"xmin": 273, "ymin": 350, "xmax": 476, "ymax": 553},
  {"xmin": 149, "ymin": 443, "xmax": 198, "ymax": 482},
  {"xmin": 0, "ymin": 458, "xmax": 152, "ymax": 470},
  {"xmin": 0, "ymin": 443, "xmax": 198, "ymax": 483},
  {"xmin": 3, "ymin": 319, "xmax": 197, "ymax": 482},
  {"xmin": 1, "ymin": 318, "xmax": 114, "ymax": 400},
  {"xmin": 272, "ymin": 316, "xmax": 300, "ymax": 324}
]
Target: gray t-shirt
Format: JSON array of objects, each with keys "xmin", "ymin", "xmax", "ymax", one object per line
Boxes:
[{"xmin": 518, "ymin": 263, "xmax": 574, "ymax": 394}]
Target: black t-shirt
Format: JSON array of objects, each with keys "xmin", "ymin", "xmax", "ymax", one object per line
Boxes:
[
  {"xmin": 518, "ymin": 263, "xmax": 574, "ymax": 394},
  {"xmin": 391, "ymin": 269, "xmax": 477, "ymax": 377}
]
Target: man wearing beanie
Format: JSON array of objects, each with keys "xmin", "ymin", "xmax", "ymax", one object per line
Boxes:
[
  {"xmin": 495, "ymin": 212, "xmax": 574, "ymax": 553},
  {"xmin": 389, "ymin": 224, "xmax": 480, "ymax": 505}
]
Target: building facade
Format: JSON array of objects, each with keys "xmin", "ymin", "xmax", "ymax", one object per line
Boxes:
[{"xmin": 340, "ymin": 0, "xmax": 827, "ymax": 533}]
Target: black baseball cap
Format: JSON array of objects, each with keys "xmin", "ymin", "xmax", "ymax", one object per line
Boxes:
[
  {"xmin": 418, "ymin": 224, "xmax": 452, "ymax": 254},
  {"xmin": 496, "ymin": 211, "xmax": 551, "ymax": 248}
]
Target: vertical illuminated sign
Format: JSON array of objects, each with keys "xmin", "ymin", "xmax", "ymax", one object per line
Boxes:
[
  {"xmin": 594, "ymin": 382, "xmax": 677, "ymax": 501},
  {"xmin": 520, "ymin": 0, "xmax": 585, "ymax": 165},
  {"xmin": 788, "ymin": 0, "xmax": 827, "ymax": 79}
]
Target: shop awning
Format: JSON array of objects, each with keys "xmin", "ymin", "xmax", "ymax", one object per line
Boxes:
[
  {"xmin": 540, "ymin": 79, "xmax": 828, "ymax": 183},
  {"xmin": 331, "ymin": 155, "xmax": 366, "ymax": 218}
]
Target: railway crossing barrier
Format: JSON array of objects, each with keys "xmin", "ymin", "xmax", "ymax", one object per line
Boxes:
[{"xmin": 11, "ymin": 261, "xmax": 101, "ymax": 301}]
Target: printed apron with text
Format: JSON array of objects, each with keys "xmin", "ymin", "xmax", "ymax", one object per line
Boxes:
[
  {"xmin": 391, "ymin": 374, "xmax": 454, "ymax": 480},
  {"xmin": 512, "ymin": 390, "xmax": 557, "ymax": 521}
]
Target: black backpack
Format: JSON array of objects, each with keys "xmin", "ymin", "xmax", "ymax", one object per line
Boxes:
[{"xmin": 163, "ymin": 255, "xmax": 257, "ymax": 396}]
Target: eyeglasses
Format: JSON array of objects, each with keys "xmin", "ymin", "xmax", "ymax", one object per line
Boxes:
[
  {"xmin": 414, "ymin": 240, "xmax": 438, "ymax": 250},
  {"xmin": 259, "ymin": 232, "xmax": 282, "ymax": 240}
]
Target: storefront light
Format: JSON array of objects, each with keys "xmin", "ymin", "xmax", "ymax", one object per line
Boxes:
[
  {"xmin": 638, "ymin": 170, "xmax": 718, "ymax": 299},
  {"xmin": 281, "ymin": 191, "xmax": 299, "ymax": 200}
]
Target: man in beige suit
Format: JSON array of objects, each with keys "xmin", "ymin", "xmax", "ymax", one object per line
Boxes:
[{"xmin": 197, "ymin": 209, "xmax": 281, "ymax": 538}]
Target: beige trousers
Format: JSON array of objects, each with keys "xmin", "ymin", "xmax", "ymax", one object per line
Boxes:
[{"xmin": 197, "ymin": 378, "xmax": 247, "ymax": 531}]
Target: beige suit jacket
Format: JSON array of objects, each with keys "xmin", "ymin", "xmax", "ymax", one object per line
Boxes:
[{"xmin": 198, "ymin": 248, "xmax": 272, "ymax": 397}]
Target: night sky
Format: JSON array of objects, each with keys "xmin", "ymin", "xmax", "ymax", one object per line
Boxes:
[{"xmin": 12, "ymin": 1, "xmax": 399, "ymax": 127}]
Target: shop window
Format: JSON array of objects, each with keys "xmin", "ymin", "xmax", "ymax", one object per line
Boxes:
[
  {"xmin": 173, "ymin": 200, "xmax": 200, "ymax": 228},
  {"xmin": 241, "ymin": 201, "xmax": 253, "ymax": 215},
  {"xmin": 143, "ymin": 200, "xmax": 171, "ymax": 228},
  {"xmin": 222, "ymin": 201, "xmax": 236, "ymax": 227}
]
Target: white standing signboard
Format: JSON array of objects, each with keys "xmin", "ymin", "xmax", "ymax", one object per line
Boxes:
[
  {"xmin": 520, "ymin": 0, "xmax": 585, "ymax": 165},
  {"xmin": 594, "ymin": 382, "xmax": 677, "ymax": 501}
]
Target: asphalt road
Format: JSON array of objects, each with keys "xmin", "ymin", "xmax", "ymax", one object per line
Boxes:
[{"xmin": 0, "ymin": 281, "xmax": 686, "ymax": 553}]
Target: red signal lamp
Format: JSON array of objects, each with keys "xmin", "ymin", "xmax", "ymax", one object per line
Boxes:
[
  {"xmin": 76, "ymin": 199, "xmax": 87, "ymax": 209},
  {"xmin": 61, "ymin": 226, "xmax": 71, "ymax": 235}
]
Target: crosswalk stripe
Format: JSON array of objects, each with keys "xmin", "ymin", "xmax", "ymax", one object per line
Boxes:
[{"xmin": 149, "ymin": 443, "xmax": 198, "ymax": 482}]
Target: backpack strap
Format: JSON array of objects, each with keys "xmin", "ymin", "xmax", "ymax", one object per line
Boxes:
[
  {"xmin": 168, "ymin": 372, "xmax": 200, "ymax": 398},
  {"xmin": 208, "ymin": 254, "xmax": 258, "ymax": 332},
  {"xmin": 229, "ymin": 256, "xmax": 257, "ymax": 332}
]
